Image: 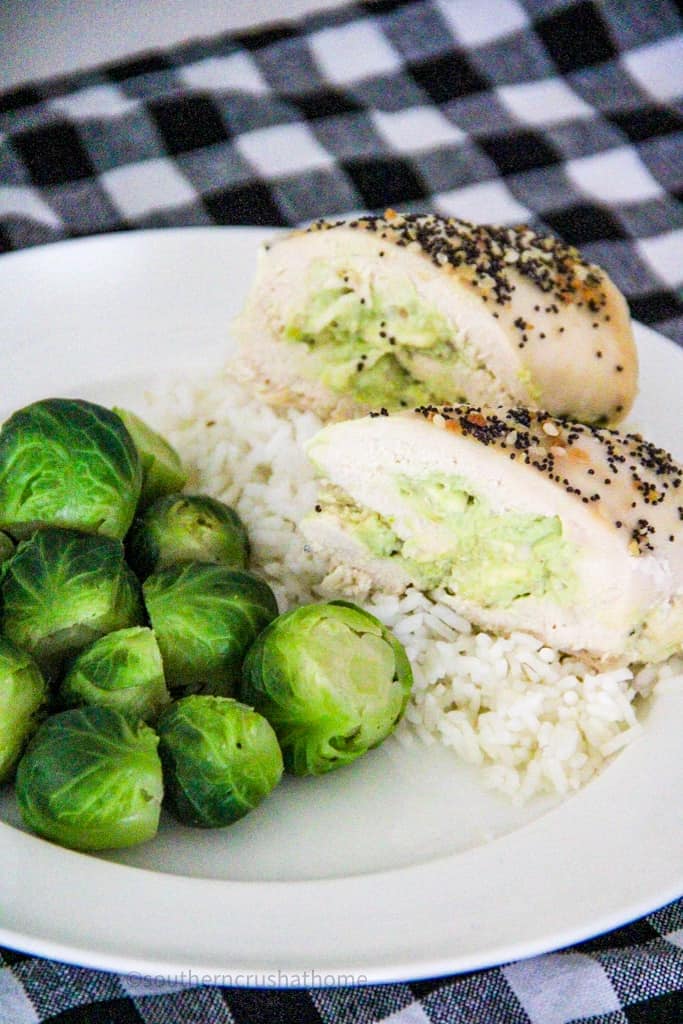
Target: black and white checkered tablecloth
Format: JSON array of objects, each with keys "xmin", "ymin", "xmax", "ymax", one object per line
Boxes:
[
  {"xmin": 1, "ymin": 0, "xmax": 682, "ymax": 341},
  {"xmin": 0, "ymin": 1, "xmax": 682, "ymax": 1021}
]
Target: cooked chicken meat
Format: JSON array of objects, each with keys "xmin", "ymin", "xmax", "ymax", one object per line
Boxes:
[
  {"xmin": 235, "ymin": 211, "xmax": 637, "ymax": 426},
  {"xmin": 301, "ymin": 405, "xmax": 683, "ymax": 664}
]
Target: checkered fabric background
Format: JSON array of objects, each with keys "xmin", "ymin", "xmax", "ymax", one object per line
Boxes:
[
  {"xmin": 0, "ymin": 0, "xmax": 682, "ymax": 1020},
  {"xmin": 1, "ymin": 0, "xmax": 682, "ymax": 340}
]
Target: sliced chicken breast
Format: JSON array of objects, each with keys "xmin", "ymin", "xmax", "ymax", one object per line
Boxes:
[
  {"xmin": 301, "ymin": 405, "xmax": 683, "ymax": 664},
  {"xmin": 234, "ymin": 211, "xmax": 637, "ymax": 426}
]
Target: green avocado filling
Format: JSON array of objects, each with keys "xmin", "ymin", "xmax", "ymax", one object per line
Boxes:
[
  {"xmin": 318, "ymin": 474, "xmax": 577, "ymax": 607},
  {"xmin": 284, "ymin": 263, "xmax": 487, "ymax": 409}
]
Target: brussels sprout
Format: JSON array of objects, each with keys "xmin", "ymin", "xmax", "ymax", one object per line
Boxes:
[
  {"xmin": 16, "ymin": 706, "xmax": 163, "ymax": 851},
  {"xmin": 0, "ymin": 638, "xmax": 49, "ymax": 782},
  {"xmin": 1, "ymin": 527, "xmax": 144, "ymax": 680},
  {"xmin": 0, "ymin": 530, "xmax": 15, "ymax": 566},
  {"xmin": 0, "ymin": 398, "xmax": 141, "ymax": 540},
  {"xmin": 113, "ymin": 407, "xmax": 188, "ymax": 509},
  {"xmin": 127, "ymin": 494, "xmax": 249, "ymax": 578},
  {"xmin": 59, "ymin": 627, "xmax": 170, "ymax": 723},
  {"xmin": 143, "ymin": 563, "xmax": 278, "ymax": 696},
  {"xmin": 241, "ymin": 600, "xmax": 413, "ymax": 776},
  {"xmin": 157, "ymin": 695, "xmax": 283, "ymax": 827}
]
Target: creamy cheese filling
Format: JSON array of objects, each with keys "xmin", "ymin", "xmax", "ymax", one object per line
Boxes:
[
  {"xmin": 283, "ymin": 262, "xmax": 498, "ymax": 409},
  {"xmin": 314, "ymin": 474, "xmax": 579, "ymax": 608}
]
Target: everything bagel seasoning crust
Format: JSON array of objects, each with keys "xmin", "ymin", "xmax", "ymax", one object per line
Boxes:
[{"xmin": 412, "ymin": 405, "xmax": 683, "ymax": 560}]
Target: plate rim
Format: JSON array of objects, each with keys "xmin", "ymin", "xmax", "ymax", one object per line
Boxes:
[{"xmin": 0, "ymin": 226, "xmax": 681, "ymax": 984}]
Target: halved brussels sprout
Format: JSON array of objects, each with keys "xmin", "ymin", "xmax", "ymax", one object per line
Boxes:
[
  {"xmin": 113, "ymin": 407, "xmax": 187, "ymax": 509},
  {"xmin": 127, "ymin": 494, "xmax": 249, "ymax": 579},
  {"xmin": 157, "ymin": 695, "xmax": 283, "ymax": 827},
  {"xmin": 0, "ymin": 637, "xmax": 49, "ymax": 782},
  {"xmin": 59, "ymin": 626, "xmax": 170, "ymax": 723},
  {"xmin": 143, "ymin": 562, "xmax": 278, "ymax": 696},
  {"xmin": 16, "ymin": 706, "xmax": 163, "ymax": 851},
  {"xmin": 241, "ymin": 600, "xmax": 413, "ymax": 775},
  {"xmin": 0, "ymin": 398, "xmax": 141, "ymax": 540},
  {"xmin": 1, "ymin": 527, "xmax": 144, "ymax": 680}
]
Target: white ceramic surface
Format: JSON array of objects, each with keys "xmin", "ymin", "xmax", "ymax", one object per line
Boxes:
[{"xmin": 0, "ymin": 228, "xmax": 681, "ymax": 983}]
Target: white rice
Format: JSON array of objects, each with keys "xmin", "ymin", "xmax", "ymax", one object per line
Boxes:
[{"xmin": 143, "ymin": 369, "xmax": 683, "ymax": 802}]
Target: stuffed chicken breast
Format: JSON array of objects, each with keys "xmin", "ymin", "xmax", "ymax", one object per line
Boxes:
[
  {"xmin": 234, "ymin": 211, "xmax": 637, "ymax": 426},
  {"xmin": 301, "ymin": 405, "xmax": 683, "ymax": 664}
]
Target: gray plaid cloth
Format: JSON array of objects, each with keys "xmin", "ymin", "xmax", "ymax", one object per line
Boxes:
[{"xmin": 0, "ymin": 1, "xmax": 682, "ymax": 1021}]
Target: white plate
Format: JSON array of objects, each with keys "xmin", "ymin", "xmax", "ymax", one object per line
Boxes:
[{"xmin": 0, "ymin": 228, "xmax": 681, "ymax": 984}]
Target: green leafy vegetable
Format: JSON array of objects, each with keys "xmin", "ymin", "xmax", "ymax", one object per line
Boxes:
[
  {"xmin": 0, "ymin": 530, "xmax": 15, "ymax": 566},
  {"xmin": 157, "ymin": 695, "xmax": 283, "ymax": 827},
  {"xmin": 127, "ymin": 493, "xmax": 249, "ymax": 578},
  {"xmin": 16, "ymin": 706, "xmax": 163, "ymax": 850},
  {"xmin": 0, "ymin": 398, "xmax": 141, "ymax": 540},
  {"xmin": 113, "ymin": 407, "xmax": 187, "ymax": 508},
  {"xmin": 1, "ymin": 527, "xmax": 144, "ymax": 679},
  {"xmin": 0, "ymin": 637, "xmax": 49, "ymax": 782},
  {"xmin": 143, "ymin": 562, "xmax": 278, "ymax": 696},
  {"xmin": 241, "ymin": 600, "xmax": 413, "ymax": 775},
  {"xmin": 59, "ymin": 626, "xmax": 170, "ymax": 723}
]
